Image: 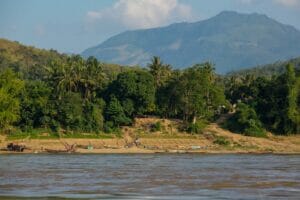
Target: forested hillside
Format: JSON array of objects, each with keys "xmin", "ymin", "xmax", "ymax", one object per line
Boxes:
[
  {"xmin": 0, "ymin": 39, "xmax": 299, "ymax": 136},
  {"xmin": 227, "ymin": 56, "xmax": 300, "ymax": 77},
  {"xmin": 0, "ymin": 38, "xmax": 136, "ymax": 81}
]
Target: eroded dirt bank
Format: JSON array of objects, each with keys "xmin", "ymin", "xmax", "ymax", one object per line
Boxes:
[{"xmin": 1, "ymin": 117, "xmax": 299, "ymax": 154}]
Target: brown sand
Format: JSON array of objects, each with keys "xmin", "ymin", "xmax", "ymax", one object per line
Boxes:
[{"xmin": 1, "ymin": 117, "xmax": 299, "ymax": 154}]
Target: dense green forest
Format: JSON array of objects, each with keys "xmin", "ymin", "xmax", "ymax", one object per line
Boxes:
[
  {"xmin": 0, "ymin": 39, "xmax": 299, "ymax": 136},
  {"xmin": 227, "ymin": 56, "xmax": 300, "ymax": 77}
]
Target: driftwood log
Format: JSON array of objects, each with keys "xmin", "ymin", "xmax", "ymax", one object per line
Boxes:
[
  {"xmin": 61, "ymin": 141, "xmax": 77, "ymax": 152},
  {"xmin": 45, "ymin": 141, "xmax": 77, "ymax": 153}
]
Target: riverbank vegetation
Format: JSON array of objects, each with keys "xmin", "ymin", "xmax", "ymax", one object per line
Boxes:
[{"xmin": 0, "ymin": 39, "xmax": 299, "ymax": 138}]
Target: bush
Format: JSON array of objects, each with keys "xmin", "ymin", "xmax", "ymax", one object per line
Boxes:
[
  {"xmin": 151, "ymin": 121, "xmax": 162, "ymax": 132},
  {"xmin": 103, "ymin": 121, "xmax": 115, "ymax": 133},
  {"xmin": 213, "ymin": 136, "xmax": 230, "ymax": 146},
  {"xmin": 105, "ymin": 96, "xmax": 132, "ymax": 127},
  {"xmin": 7, "ymin": 128, "xmax": 59, "ymax": 140},
  {"xmin": 187, "ymin": 120, "xmax": 208, "ymax": 134},
  {"xmin": 244, "ymin": 119, "xmax": 267, "ymax": 137},
  {"xmin": 224, "ymin": 103, "xmax": 266, "ymax": 137},
  {"xmin": 50, "ymin": 120, "xmax": 60, "ymax": 133}
]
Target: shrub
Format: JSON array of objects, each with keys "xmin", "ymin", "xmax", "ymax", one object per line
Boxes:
[
  {"xmin": 224, "ymin": 103, "xmax": 266, "ymax": 137},
  {"xmin": 151, "ymin": 121, "xmax": 162, "ymax": 132},
  {"xmin": 50, "ymin": 120, "xmax": 60, "ymax": 133},
  {"xmin": 213, "ymin": 136, "xmax": 230, "ymax": 146},
  {"xmin": 244, "ymin": 119, "xmax": 267, "ymax": 137},
  {"xmin": 187, "ymin": 120, "xmax": 208, "ymax": 134},
  {"xmin": 103, "ymin": 121, "xmax": 115, "ymax": 133},
  {"xmin": 105, "ymin": 96, "xmax": 132, "ymax": 127}
]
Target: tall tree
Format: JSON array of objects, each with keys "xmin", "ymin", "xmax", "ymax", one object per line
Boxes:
[
  {"xmin": 79, "ymin": 56, "xmax": 106, "ymax": 101},
  {"xmin": 177, "ymin": 63, "xmax": 226, "ymax": 123},
  {"xmin": 19, "ymin": 80, "xmax": 52, "ymax": 129},
  {"xmin": 286, "ymin": 64, "xmax": 300, "ymax": 133},
  {"xmin": 108, "ymin": 70, "xmax": 155, "ymax": 116},
  {"xmin": 0, "ymin": 69, "xmax": 24, "ymax": 129},
  {"xmin": 156, "ymin": 70, "xmax": 182, "ymax": 118},
  {"xmin": 105, "ymin": 96, "xmax": 131, "ymax": 127},
  {"xmin": 148, "ymin": 56, "xmax": 172, "ymax": 88}
]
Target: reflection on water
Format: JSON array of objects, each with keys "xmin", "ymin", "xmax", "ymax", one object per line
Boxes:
[{"xmin": 0, "ymin": 154, "xmax": 299, "ymax": 199}]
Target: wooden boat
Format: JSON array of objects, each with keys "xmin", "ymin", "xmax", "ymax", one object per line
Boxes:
[
  {"xmin": 7, "ymin": 143, "xmax": 26, "ymax": 152},
  {"xmin": 44, "ymin": 149, "xmax": 69, "ymax": 153},
  {"xmin": 44, "ymin": 141, "xmax": 77, "ymax": 153}
]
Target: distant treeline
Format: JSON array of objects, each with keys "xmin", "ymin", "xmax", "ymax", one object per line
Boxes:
[
  {"xmin": 0, "ymin": 39, "xmax": 299, "ymax": 136},
  {"xmin": 227, "ymin": 56, "xmax": 300, "ymax": 77}
]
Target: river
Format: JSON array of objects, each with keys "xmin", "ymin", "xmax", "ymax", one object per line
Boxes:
[{"xmin": 0, "ymin": 154, "xmax": 299, "ymax": 199}]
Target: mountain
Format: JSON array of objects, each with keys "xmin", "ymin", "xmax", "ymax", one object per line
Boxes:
[
  {"xmin": 82, "ymin": 11, "xmax": 300, "ymax": 73},
  {"xmin": 0, "ymin": 38, "xmax": 66, "ymax": 70},
  {"xmin": 227, "ymin": 56, "xmax": 300, "ymax": 77},
  {"xmin": 0, "ymin": 38, "xmax": 137, "ymax": 80}
]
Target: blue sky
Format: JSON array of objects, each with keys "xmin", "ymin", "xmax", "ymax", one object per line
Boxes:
[{"xmin": 0, "ymin": 0, "xmax": 299, "ymax": 53}]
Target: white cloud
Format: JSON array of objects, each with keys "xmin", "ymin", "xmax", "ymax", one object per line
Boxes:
[
  {"xmin": 237, "ymin": 0, "xmax": 300, "ymax": 7},
  {"xmin": 274, "ymin": 0, "xmax": 300, "ymax": 7},
  {"xmin": 237, "ymin": 0, "xmax": 255, "ymax": 4},
  {"xmin": 86, "ymin": 0, "xmax": 194, "ymax": 29}
]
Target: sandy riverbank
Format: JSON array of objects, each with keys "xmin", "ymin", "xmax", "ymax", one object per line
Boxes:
[
  {"xmin": 1, "ymin": 135, "xmax": 300, "ymax": 154},
  {"xmin": 1, "ymin": 117, "xmax": 300, "ymax": 154}
]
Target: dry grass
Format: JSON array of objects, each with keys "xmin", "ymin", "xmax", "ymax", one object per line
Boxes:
[{"xmin": 1, "ymin": 117, "xmax": 300, "ymax": 154}]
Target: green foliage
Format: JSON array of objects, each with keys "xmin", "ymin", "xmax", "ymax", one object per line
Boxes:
[
  {"xmin": 82, "ymin": 99, "xmax": 105, "ymax": 133},
  {"xmin": 286, "ymin": 64, "xmax": 300, "ymax": 132},
  {"xmin": 244, "ymin": 119, "xmax": 267, "ymax": 137},
  {"xmin": 155, "ymin": 70, "xmax": 182, "ymax": 118},
  {"xmin": 0, "ymin": 69, "xmax": 24, "ymax": 129},
  {"xmin": 151, "ymin": 121, "xmax": 162, "ymax": 132},
  {"xmin": 0, "ymin": 39, "xmax": 66, "ymax": 79},
  {"xmin": 175, "ymin": 62, "xmax": 227, "ymax": 122},
  {"xmin": 213, "ymin": 136, "xmax": 230, "ymax": 146},
  {"xmin": 107, "ymin": 70, "xmax": 156, "ymax": 115},
  {"xmin": 148, "ymin": 56, "xmax": 172, "ymax": 88},
  {"xmin": 103, "ymin": 121, "xmax": 115, "ymax": 133},
  {"xmin": 121, "ymin": 98, "xmax": 135, "ymax": 117},
  {"xmin": 105, "ymin": 96, "xmax": 131, "ymax": 127},
  {"xmin": 225, "ymin": 63, "xmax": 299, "ymax": 135},
  {"xmin": 254, "ymin": 65, "xmax": 299, "ymax": 134},
  {"xmin": 225, "ymin": 103, "xmax": 266, "ymax": 137},
  {"xmin": 46, "ymin": 55, "xmax": 106, "ymax": 100},
  {"xmin": 227, "ymin": 56, "xmax": 300, "ymax": 78},
  {"xmin": 1, "ymin": 38, "xmax": 298, "ymax": 137},
  {"xmin": 19, "ymin": 80, "xmax": 52, "ymax": 129},
  {"xmin": 6, "ymin": 128, "xmax": 113, "ymax": 140},
  {"xmin": 7, "ymin": 128, "xmax": 59, "ymax": 140},
  {"xmin": 187, "ymin": 120, "xmax": 208, "ymax": 134},
  {"xmin": 60, "ymin": 132, "xmax": 113, "ymax": 139},
  {"xmin": 57, "ymin": 92, "xmax": 84, "ymax": 130}
]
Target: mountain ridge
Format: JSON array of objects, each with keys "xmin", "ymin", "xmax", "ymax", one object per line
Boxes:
[
  {"xmin": 82, "ymin": 11, "xmax": 300, "ymax": 73},
  {"xmin": 226, "ymin": 56, "xmax": 300, "ymax": 77}
]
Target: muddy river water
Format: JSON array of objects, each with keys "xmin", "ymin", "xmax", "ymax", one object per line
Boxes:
[{"xmin": 0, "ymin": 154, "xmax": 299, "ymax": 199}]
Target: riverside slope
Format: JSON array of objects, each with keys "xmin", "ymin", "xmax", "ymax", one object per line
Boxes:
[{"xmin": 1, "ymin": 117, "xmax": 299, "ymax": 154}]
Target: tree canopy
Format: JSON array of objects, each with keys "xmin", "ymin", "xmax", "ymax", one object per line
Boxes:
[{"xmin": 0, "ymin": 39, "xmax": 299, "ymax": 136}]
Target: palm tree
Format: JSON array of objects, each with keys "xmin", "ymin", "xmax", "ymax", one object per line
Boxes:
[
  {"xmin": 148, "ymin": 56, "xmax": 172, "ymax": 88},
  {"xmin": 79, "ymin": 56, "xmax": 106, "ymax": 100},
  {"xmin": 45, "ymin": 58, "xmax": 78, "ymax": 99},
  {"xmin": 57, "ymin": 62, "xmax": 77, "ymax": 93}
]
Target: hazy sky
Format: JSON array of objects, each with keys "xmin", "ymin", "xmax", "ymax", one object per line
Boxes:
[{"xmin": 1, "ymin": 0, "xmax": 299, "ymax": 53}]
